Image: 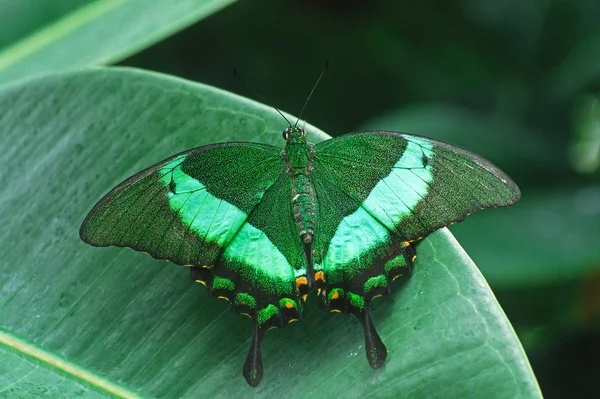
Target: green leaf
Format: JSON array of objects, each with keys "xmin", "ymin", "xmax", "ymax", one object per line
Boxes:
[
  {"xmin": 0, "ymin": 0, "xmax": 237, "ymax": 86},
  {"xmin": 0, "ymin": 68, "xmax": 540, "ymax": 397}
]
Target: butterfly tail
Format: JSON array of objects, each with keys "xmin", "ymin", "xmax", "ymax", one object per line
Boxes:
[
  {"xmin": 358, "ymin": 305, "xmax": 387, "ymax": 368},
  {"xmin": 243, "ymin": 321, "xmax": 266, "ymax": 387}
]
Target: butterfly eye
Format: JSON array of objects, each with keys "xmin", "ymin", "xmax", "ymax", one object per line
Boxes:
[{"xmin": 283, "ymin": 128, "xmax": 290, "ymax": 140}]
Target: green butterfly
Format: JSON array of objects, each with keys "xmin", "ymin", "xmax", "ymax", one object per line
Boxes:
[{"xmin": 80, "ymin": 126, "xmax": 520, "ymax": 387}]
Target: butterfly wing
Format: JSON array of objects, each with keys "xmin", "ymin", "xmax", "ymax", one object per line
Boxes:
[
  {"xmin": 310, "ymin": 131, "xmax": 520, "ymax": 366},
  {"xmin": 312, "ymin": 131, "xmax": 520, "ymax": 241},
  {"xmin": 80, "ymin": 142, "xmax": 306, "ymax": 386},
  {"xmin": 207, "ymin": 169, "xmax": 307, "ymax": 386}
]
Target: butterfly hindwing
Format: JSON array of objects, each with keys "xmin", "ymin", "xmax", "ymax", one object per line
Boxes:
[
  {"xmin": 214, "ymin": 170, "xmax": 307, "ymax": 313},
  {"xmin": 309, "ymin": 166, "xmax": 414, "ymax": 367},
  {"xmin": 215, "ymin": 171, "xmax": 307, "ymax": 385}
]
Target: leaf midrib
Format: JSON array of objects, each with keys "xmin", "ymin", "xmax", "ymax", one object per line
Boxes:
[
  {"xmin": 0, "ymin": 0, "xmax": 130, "ymax": 70},
  {"xmin": 0, "ymin": 328, "xmax": 141, "ymax": 398}
]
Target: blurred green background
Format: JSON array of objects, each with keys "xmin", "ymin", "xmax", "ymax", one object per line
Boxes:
[{"xmin": 2, "ymin": 0, "xmax": 599, "ymax": 397}]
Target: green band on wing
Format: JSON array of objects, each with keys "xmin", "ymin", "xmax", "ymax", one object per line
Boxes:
[
  {"xmin": 235, "ymin": 292, "xmax": 257, "ymax": 309},
  {"xmin": 362, "ymin": 137, "xmax": 434, "ymax": 230},
  {"xmin": 257, "ymin": 304, "xmax": 279, "ymax": 326},
  {"xmin": 316, "ymin": 137, "xmax": 433, "ymax": 280},
  {"xmin": 348, "ymin": 292, "xmax": 365, "ymax": 310},
  {"xmin": 364, "ymin": 275, "xmax": 387, "ymax": 294},
  {"xmin": 159, "ymin": 156, "xmax": 247, "ymax": 247},
  {"xmin": 384, "ymin": 255, "xmax": 408, "ymax": 274},
  {"xmin": 316, "ymin": 207, "xmax": 389, "ymax": 279},
  {"xmin": 224, "ymin": 222, "xmax": 295, "ymax": 294},
  {"xmin": 212, "ymin": 276, "xmax": 235, "ymax": 291}
]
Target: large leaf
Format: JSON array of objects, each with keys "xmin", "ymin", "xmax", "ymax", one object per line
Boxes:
[
  {"xmin": 0, "ymin": 0, "xmax": 237, "ymax": 86},
  {"xmin": 0, "ymin": 68, "xmax": 541, "ymax": 398}
]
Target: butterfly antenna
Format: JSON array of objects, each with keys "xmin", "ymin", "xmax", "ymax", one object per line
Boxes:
[
  {"xmin": 233, "ymin": 68, "xmax": 292, "ymax": 127},
  {"xmin": 294, "ymin": 61, "xmax": 329, "ymax": 128}
]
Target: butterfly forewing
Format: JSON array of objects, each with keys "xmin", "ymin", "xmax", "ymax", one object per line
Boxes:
[
  {"xmin": 312, "ymin": 131, "xmax": 520, "ymax": 242},
  {"xmin": 80, "ymin": 142, "xmax": 285, "ymax": 265}
]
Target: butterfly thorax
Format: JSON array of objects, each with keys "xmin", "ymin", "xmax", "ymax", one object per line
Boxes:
[{"xmin": 282, "ymin": 128, "xmax": 316, "ymax": 247}]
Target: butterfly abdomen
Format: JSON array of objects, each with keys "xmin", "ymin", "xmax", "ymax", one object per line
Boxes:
[
  {"xmin": 285, "ymin": 141, "xmax": 317, "ymax": 246},
  {"xmin": 291, "ymin": 174, "xmax": 315, "ymax": 243}
]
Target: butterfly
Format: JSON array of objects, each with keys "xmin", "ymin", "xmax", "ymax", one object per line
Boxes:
[{"xmin": 80, "ymin": 125, "xmax": 520, "ymax": 387}]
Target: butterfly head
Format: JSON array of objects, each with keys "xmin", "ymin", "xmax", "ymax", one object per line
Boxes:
[{"xmin": 282, "ymin": 126, "xmax": 307, "ymax": 144}]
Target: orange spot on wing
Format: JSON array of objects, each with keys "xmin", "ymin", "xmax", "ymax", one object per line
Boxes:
[
  {"xmin": 296, "ymin": 276, "xmax": 308, "ymax": 290},
  {"xmin": 314, "ymin": 270, "xmax": 325, "ymax": 282},
  {"xmin": 285, "ymin": 301, "xmax": 295, "ymax": 309},
  {"xmin": 331, "ymin": 291, "xmax": 340, "ymax": 300}
]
